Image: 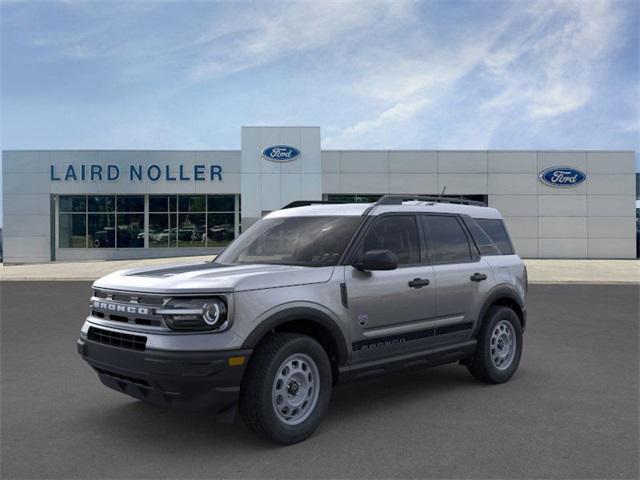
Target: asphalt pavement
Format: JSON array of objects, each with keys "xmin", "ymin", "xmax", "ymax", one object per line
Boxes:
[{"xmin": 1, "ymin": 282, "xmax": 638, "ymax": 479}]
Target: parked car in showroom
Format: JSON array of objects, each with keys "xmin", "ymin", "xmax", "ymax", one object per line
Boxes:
[{"xmin": 78, "ymin": 195, "xmax": 527, "ymax": 444}]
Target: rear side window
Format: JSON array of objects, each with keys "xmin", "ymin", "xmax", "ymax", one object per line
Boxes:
[
  {"xmin": 422, "ymin": 215, "xmax": 472, "ymax": 264},
  {"xmin": 463, "ymin": 218, "xmax": 502, "ymax": 256},
  {"xmin": 475, "ymin": 218, "xmax": 514, "ymax": 255},
  {"xmin": 360, "ymin": 215, "xmax": 420, "ymax": 265}
]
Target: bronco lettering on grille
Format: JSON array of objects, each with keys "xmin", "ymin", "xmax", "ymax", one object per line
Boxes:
[{"xmin": 92, "ymin": 301, "xmax": 149, "ymax": 315}]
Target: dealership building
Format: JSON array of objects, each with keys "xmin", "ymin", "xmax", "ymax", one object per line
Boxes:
[{"xmin": 2, "ymin": 126, "xmax": 637, "ymax": 263}]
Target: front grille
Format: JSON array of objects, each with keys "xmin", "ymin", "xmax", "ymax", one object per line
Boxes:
[
  {"xmin": 94, "ymin": 289, "xmax": 165, "ymax": 306},
  {"xmin": 90, "ymin": 289, "xmax": 168, "ymax": 330},
  {"xmin": 90, "ymin": 310, "xmax": 161, "ymax": 326},
  {"xmin": 88, "ymin": 326, "xmax": 147, "ymax": 351}
]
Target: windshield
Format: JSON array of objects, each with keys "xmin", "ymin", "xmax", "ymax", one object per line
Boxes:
[{"xmin": 215, "ymin": 216, "xmax": 363, "ymax": 267}]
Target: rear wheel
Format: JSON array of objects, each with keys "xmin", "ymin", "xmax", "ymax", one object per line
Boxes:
[
  {"xmin": 239, "ymin": 333, "xmax": 332, "ymax": 444},
  {"xmin": 467, "ymin": 306, "xmax": 522, "ymax": 383}
]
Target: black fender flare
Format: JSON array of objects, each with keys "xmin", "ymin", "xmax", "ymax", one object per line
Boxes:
[
  {"xmin": 474, "ymin": 285, "xmax": 527, "ymax": 335},
  {"xmin": 241, "ymin": 307, "xmax": 349, "ymax": 365}
]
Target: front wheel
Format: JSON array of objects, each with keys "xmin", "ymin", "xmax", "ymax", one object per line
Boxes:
[
  {"xmin": 467, "ymin": 306, "xmax": 523, "ymax": 384},
  {"xmin": 239, "ymin": 333, "xmax": 332, "ymax": 444}
]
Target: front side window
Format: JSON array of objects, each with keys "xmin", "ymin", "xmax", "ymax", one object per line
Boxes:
[
  {"xmin": 360, "ymin": 215, "xmax": 420, "ymax": 265},
  {"xmin": 423, "ymin": 215, "xmax": 472, "ymax": 264},
  {"xmin": 216, "ymin": 216, "xmax": 362, "ymax": 267}
]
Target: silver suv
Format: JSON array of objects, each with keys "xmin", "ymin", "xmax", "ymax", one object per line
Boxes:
[{"xmin": 78, "ymin": 195, "xmax": 527, "ymax": 444}]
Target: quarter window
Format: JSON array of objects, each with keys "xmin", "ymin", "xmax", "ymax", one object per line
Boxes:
[
  {"xmin": 360, "ymin": 215, "xmax": 420, "ymax": 265},
  {"xmin": 475, "ymin": 218, "xmax": 514, "ymax": 255},
  {"xmin": 463, "ymin": 218, "xmax": 502, "ymax": 256},
  {"xmin": 423, "ymin": 215, "xmax": 472, "ymax": 264}
]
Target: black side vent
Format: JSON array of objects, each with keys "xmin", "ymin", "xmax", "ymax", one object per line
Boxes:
[{"xmin": 88, "ymin": 327, "xmax": 147, "ymax": 351}]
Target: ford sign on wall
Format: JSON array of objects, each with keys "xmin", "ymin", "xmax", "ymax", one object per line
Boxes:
[
  {"xmin": 538, "ymin": 166, "xmax": 587, "ymax": 187},
  {"xmin": 262, "ymin": 145, "xmax": 301, "ymax": 162}
]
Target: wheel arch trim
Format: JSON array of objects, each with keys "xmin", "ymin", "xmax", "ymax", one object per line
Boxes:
[
  {"xmin": 475, "ymin": 285, "xmax": 526, "ymax": 334},
  {"xmin": 241, "ymin": 306, "xmax": 349, "ymax": 365}
]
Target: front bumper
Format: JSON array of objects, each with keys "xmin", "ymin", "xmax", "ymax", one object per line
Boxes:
[{"xmin": 77, "ymin": 337, "xmax": 251, "ymax": 414}]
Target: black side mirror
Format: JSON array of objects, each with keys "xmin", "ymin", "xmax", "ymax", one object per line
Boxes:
[{"xmin": 353, "ymin": 249, "xmax": 398, "ymax": 271}]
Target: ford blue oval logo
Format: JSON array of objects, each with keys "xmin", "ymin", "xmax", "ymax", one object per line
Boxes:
[
  {"xmin": 538, "ymin": 166, "xmax": 586, "ymax": 188},
  {"xmin": 261, "ymin": 145, "xmax": 301, "ymax": 162}
]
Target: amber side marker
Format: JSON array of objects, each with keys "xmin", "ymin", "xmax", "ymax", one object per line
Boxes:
[{"xmin": 228, "ymin": 356, "xmax": 246, "ymax": 366}]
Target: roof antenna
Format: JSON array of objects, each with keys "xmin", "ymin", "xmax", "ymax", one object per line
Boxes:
[{"xmin": 440, "ymin": 186, "xmax": 447, "ymax": 198}]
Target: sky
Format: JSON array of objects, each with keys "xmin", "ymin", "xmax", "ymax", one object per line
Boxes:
[{"xmin": 1, "ymin": 0, "xmax": 639, "ymax": 224}]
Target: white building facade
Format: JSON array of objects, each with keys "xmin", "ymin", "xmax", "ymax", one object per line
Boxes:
[{"xmin": 2, "ymin": 126, "xmax": 637, "ymax": 263}]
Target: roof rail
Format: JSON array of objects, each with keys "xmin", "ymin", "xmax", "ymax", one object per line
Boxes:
[
  {"xmin": 281, "ymin": 200, "xmax": 343, "ymax": 209},
  {"xmin": 374, "ymin": 194, "xmax": 487, "ymax": 207}
]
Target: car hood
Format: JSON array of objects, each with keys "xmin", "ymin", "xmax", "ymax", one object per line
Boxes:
[{"xmin": 93, "ymin": 261, "xmax": 335, "ymax": 294}]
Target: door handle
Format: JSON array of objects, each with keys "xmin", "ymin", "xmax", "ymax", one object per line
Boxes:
[
  {"xmin": 408, "ymin": 278, "xmax": 430, "ymax": 288},
  {"xmin": 470, "ymin": 272, "xmax": 487, "ymax": 282}
]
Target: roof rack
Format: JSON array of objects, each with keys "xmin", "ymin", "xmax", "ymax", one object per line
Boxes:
[
  {"xmin": 282, "ymin": 200, "xmax": 343, "ymax": 209},
  {"xmin": 374, "ymin": 195, "xmax": 487, "ymax": 207}
]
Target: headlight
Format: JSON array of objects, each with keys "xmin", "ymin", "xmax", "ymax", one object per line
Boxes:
[{"xmin": 159, "ymin": 297, "xmax": 229, "ymax": 331}]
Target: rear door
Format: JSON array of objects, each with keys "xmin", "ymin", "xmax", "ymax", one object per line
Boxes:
[
  {"xmin": 345, "ymin": 214, "xmax": 437, "ymax": 361},
  {"xmin": 421, "ymin": 214, "xmax": 493, "ymax": 341}
]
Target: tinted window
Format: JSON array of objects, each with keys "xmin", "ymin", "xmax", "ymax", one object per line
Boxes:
[
  {"xmin": 59, "ymin": 213, "xmax": 86, "ymax": 247},
  {"xmin": 116, "ymin": 213, "xmax": 144, "ymax": 248},
  {"xmin": 423, "ymin": 216, "xmax": 472, "ymax": 263},
  {"xmin": 59, "ymin": 195, "xmax": 86, "ymax": 213},
  {"xmin": 149, "ymin": 196, "xmax": 169, "ymax": 212},
  {"xmin": 117, "ymin": 196, "xmax": 144, "ymax": 212},
  {"xmin": 88, "ymin": 196, "xmax": 115, "ymax": 213},
  {"xmin": 463, "ymin": 218, "xmax": 502, "ymax": 256},
  {"xmin": 207, "ymin": 213, "xmax": 235, "ymax": 246},
  {"xmin": 361, "ymin": 215, "xmax": 420, "ymax": 265},
  {"xmin": 178, "ymin": 195, "xmax": 206, "ymax": 212},
  {"xmin": 207, "ymin": 195, "xmax": 235, "ymax": 212},
  {"xmin": 476, "ymin": 218, "xmax": 514, "ymax": 255},
  {"xmin": 88, "ymin": 213, "xmax": 115, "ymax": 248}
]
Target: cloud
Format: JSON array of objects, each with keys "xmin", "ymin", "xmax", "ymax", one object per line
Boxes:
[
  {"xmin": 189, "ymin": 1, "xmax": 412, "ymax": 80},
  {"xmin": 2, "ymin": 0, "xmax": 637, "ymax": 158},
  {"xmin": 325, "ymin": 0, "xmax": 629, "ymax": 147},
  {"xmin": 484, "ymin": 0, "xmax": 624, "ymax": 118},
  {"xmin": 17, "ymin": 0, "xmax": 413, "ymax": 82}
]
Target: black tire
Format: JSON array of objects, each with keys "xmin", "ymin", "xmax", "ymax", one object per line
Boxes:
[
  {"xmin": 239, "ymin": 333, "xmax": 332, "ymax": 445},
  {"xmin": 467, "ymin": 306, "xmax": 523, "ymax": 384}
]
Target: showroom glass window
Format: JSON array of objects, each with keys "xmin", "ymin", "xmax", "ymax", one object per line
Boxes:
[
  {"xmin": 59, "ymin": 196, "xmax": 87, "ymax": 247},
  {"xmin": 327, "ymin": 194, "xmax": 383, "ymax": 203},
  {"xmin": 58, "ymin": 195, "xmax": 144, "ymax": 249},
  {"xmin": 326, "ymin": 194, "xmax": 487, "ymax": 204},
  {"xmin": 88, "ymin": 196, "xmax": 116, "ymax": 248},
  {"xmin": 149, "ymin": 195, "xmax": 177, "ymax": 248},
  {"xmin": 116, "ymin": 196, "xmax": 145, "ymax": 248},
  {"xmin": 148, "ymin": 195, "xmax": 238, "ymax": 248},
  {"xmin": 59, "ymin": 194, "xmax": 239, "ymax": 249}
]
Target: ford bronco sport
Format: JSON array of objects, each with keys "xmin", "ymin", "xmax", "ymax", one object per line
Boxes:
[{"xmin": 78, "ymin": 195, "xmax": 527, "ymax": 444}]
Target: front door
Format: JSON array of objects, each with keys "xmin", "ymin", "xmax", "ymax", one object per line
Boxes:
[{"xmin": 345, "ymin": 214, "xmax": 437, "ymax": 361}]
